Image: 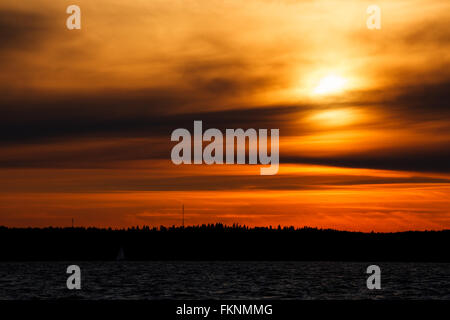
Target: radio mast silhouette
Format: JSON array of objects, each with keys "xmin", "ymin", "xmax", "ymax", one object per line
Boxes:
[{"xmin": 182, "ymin": 204, "xmax": 184, "ymax": 228}]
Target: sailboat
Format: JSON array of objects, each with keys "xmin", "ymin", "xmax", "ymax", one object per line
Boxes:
[{"xmin": 116, "ymin": 246, "xmax": 125, "ymax": 261}]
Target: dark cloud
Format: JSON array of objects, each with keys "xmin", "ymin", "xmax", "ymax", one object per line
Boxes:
[
  {"xmin": 5, "ymin": 74, "xmax": 447, "ymax": 147},
  {"xmin": 0, "ymin": 9, "xmax": 53, "ymax": 51},
  {"xmin": 1, "ymin": 81, "xmax": 450, "ymax": 172},
  {"xmin": 179, "ymin": 58, "xmax": 279, "ymax": 97},
  {"xmin": 1, "ymin": 170, "xmax": 448, "ymax": 193},
  {"xmin": 388, "ymin": 81, "xmax": 450, "ymax": 116},
  {"xmin": 283, "ymin": 147, "xmax": 450, "ymax": 173},
  {"xmin": 0, "ymin": 90, "xmax": 302, "ymax": 145},
  {"xmin": 401, "ymin": 18, "xmax": 450, "ymax": 48}
]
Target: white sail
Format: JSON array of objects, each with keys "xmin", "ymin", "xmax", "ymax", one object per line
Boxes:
[{"xmin": 116, "ymin": 246, "xmax": 125, "ymax": 261}]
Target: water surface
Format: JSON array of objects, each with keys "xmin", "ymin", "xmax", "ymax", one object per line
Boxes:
[{"xmin": 0, "ymin": 262, "xmax": 449, "ymax": 300}]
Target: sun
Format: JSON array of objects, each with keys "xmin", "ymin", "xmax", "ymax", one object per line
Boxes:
[{"xmin": 313, "ymin": 75, "xmax": 347, "ymax": 95}]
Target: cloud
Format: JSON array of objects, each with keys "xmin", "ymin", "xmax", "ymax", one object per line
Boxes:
[
  {"xmin": 0, "ymin": 9, "xmax": 53, "ymax": 51},
  {"xmin": 0, "ymin": 0, "xmax": 449, "ymax": 173}
]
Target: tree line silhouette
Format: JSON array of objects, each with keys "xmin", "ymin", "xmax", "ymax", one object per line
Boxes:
[{"xmin": 0, "ymin": 224, "xmax": 449, "ymax": 261}]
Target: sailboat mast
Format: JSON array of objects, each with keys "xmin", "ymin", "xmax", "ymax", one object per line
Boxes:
[{"xmin": 182, "ymin": 204, "xmax": 184, "ymax": 228}]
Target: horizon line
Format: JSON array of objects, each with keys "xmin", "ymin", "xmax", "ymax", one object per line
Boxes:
[{"xmin": 1, "ymin": 224, "xmax": 449, "ymax": 234}]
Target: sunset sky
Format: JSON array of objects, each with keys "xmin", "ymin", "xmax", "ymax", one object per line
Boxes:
[{"xmin": 1, "ymin": 0, "xmax": 449, "ymax": 231}]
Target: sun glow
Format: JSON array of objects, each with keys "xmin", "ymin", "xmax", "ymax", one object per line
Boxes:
[
  {"xmin": 313, "ymin": 75, "xmax": 347, "ymax": 95},
  {"xmin": 310, "ymin": 109, "xmax": 357, "ymax": 127}
]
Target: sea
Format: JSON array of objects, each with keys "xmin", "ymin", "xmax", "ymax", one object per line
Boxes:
[{"xmin": 0, "ymin": 261, "xmax": 449, "ymax": 300}]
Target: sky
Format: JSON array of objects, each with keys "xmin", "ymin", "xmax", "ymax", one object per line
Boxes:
[{"xmin": 0, "ymin": 0, "xmax": 449, "ymax": 231}]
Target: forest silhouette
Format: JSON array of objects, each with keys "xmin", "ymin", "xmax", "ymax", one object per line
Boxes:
[{"xmin": 1, "ymin": 224, "xmax": 449, "ymax": 261}]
